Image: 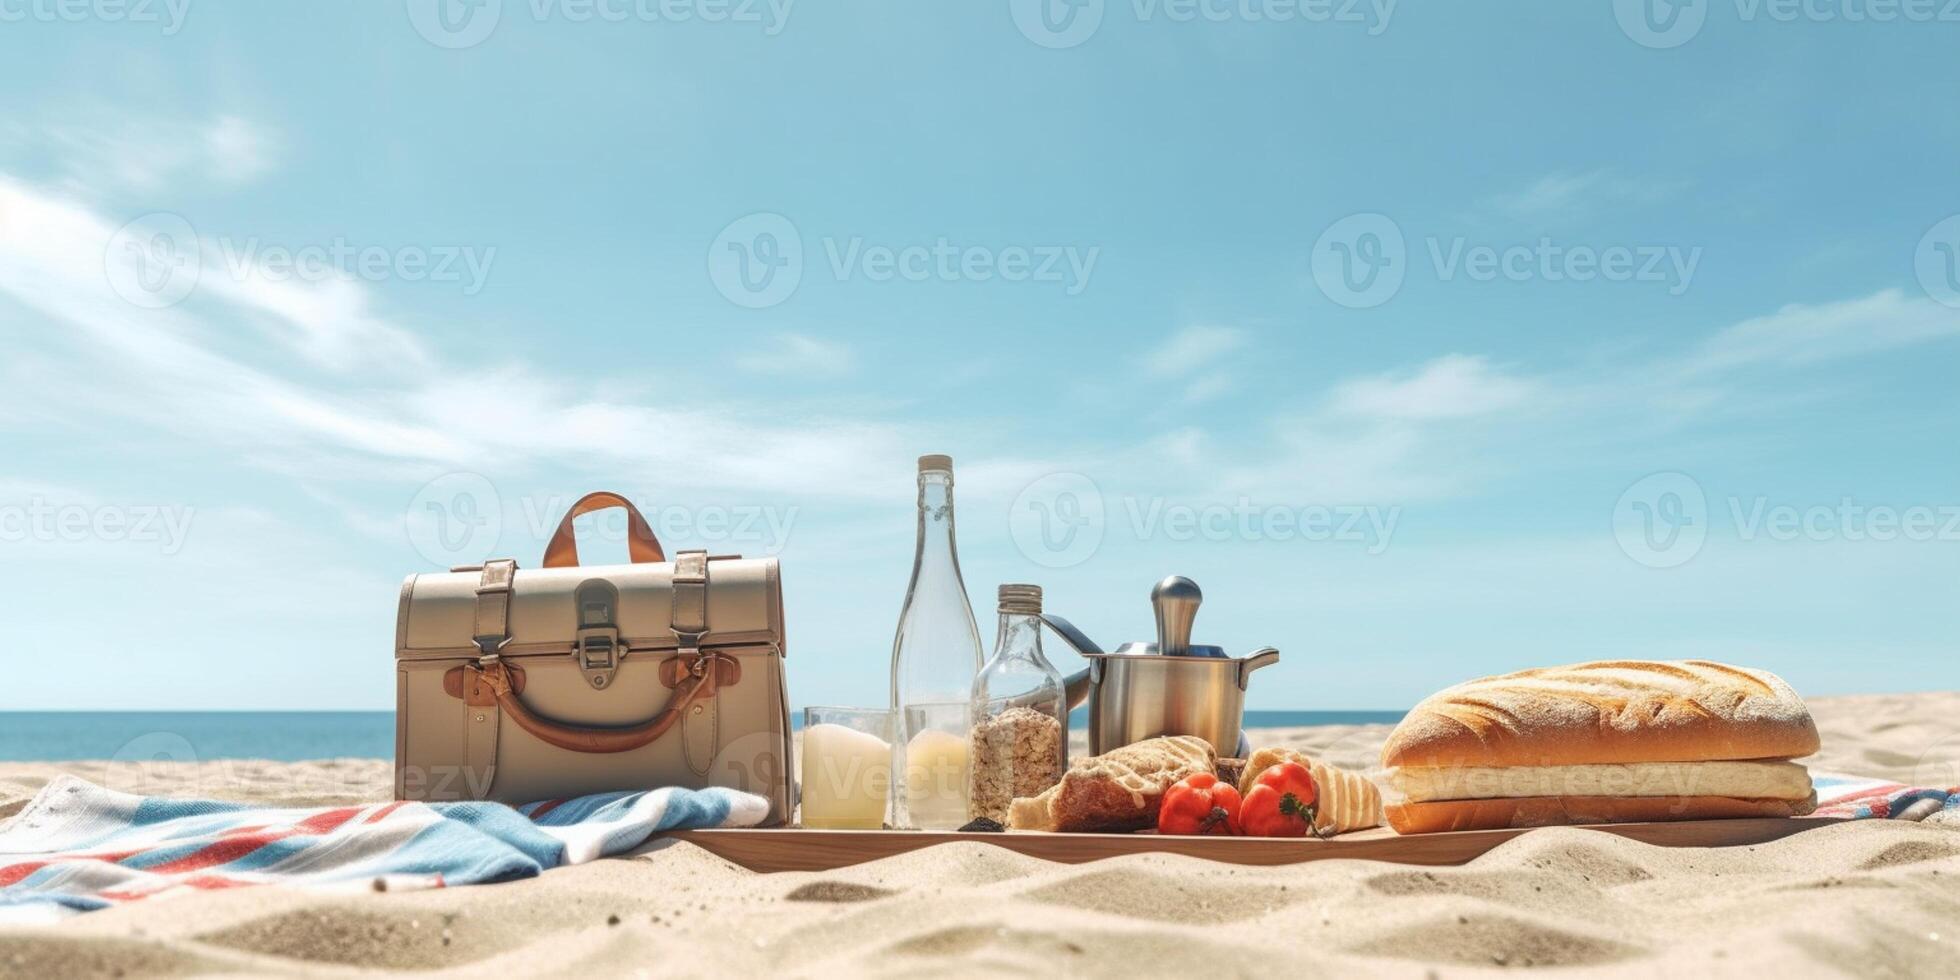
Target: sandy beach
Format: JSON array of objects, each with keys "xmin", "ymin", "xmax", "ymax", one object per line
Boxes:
[{"xmin": 3, "ymin": 693, "xmax": 1956, "ymax": 978}]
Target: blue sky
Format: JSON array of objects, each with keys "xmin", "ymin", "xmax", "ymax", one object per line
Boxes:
[{"xmin": 2, "ymin": 2, "xmax": 1957, "ymax": 711}]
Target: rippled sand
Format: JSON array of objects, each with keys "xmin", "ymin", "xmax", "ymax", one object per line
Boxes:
[{"xmin": 3, "ymin": 693, "xmax": 1956, "ymax": 978}]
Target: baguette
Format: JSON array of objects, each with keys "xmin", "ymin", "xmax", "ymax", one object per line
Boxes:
[
  {"xmin": 1385, "ymin": 793, "xmax": 1818, "ymax": 835},
  {"xmin": 1382, "ymin": 660, "xmax": 1820, "ymax": 769},
  {"xmin": 1238, "ymin": 747, "xmax": 1383, "ymax": 834}
]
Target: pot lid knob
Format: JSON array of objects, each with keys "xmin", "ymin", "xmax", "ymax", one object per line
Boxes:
[{"xmin": 1152, "ymin": 576, "xmax": 1203, "ymax": 657}]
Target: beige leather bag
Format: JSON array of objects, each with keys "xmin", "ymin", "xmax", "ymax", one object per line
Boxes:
[{"xmin": 394, "ymin": 492, "xmax": 791, "ymax": 823}]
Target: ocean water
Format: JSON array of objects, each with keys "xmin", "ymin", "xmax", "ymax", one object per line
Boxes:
[
  {"xmin": 0, "ymin": 712, "xmax": 397, "ymax": 762},
  {"xmin": 0, "ymin": 710, "xmax": 1405, "ymax": 762}
]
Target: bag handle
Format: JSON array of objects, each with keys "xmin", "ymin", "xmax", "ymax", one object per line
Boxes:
[
  {"xmin": 543, "ymin": 492, "xmax": 666, "ymax": 568},
  {"xmin": 462, "ymin": 654, "xmax": 740, "ymax": 754}
]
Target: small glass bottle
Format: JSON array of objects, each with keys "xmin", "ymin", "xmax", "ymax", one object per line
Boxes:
[
  {"xmin": 968, "ymin": 584, "xmax": 1068, "ymax": 824},
  {"xmin": 889, "ymin": 454, "xmax": 985, "ymax": 830}
]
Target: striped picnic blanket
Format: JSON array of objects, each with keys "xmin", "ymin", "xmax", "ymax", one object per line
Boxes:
[
  {"xmin": 0, "ymin": 776, "xmax": 770, "ymax": 923},
  {"xmin": 1813, "ymin": 773, "xmax": 1960, "ymax": 823}
]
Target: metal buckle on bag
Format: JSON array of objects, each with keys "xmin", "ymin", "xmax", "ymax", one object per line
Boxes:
[
  {"xmin": 577, "ymin": 627, "xmax": 619, "ymax": 671},
  {"xmin": 574, "ymin": 579, "xmax": 624, "ymax": 690}
]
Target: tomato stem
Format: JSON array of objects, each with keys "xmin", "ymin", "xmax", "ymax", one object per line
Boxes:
[{"xmin": 1279, "ymin": 792, "xmax": 1329, "ymax": 840}]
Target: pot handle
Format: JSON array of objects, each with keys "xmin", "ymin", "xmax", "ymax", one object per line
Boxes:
[
  {"xmin": 1040, "ymin": 614, "xmax": 1103, "ymax": 711},
  {"xmin": 1237, "ymin": 647, "xmax": 1279, "ymax": 691}
]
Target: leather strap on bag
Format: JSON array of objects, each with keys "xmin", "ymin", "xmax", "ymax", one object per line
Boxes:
[
  {"xmin": 470, "ymin": 653, "xmax": 737, "ymax": 754},
  {"xmin": 542, "ymin": 492, "xmax": 666, "ymax": 568},
  {"xmin": 466, "ymin": 559, "xmax": 518, "ymax": 794},
  {"xmin": 472, "ymin": 559, "xmax": 518, "ymax": 655},
  {"xmin": 671, "ymin": 551, "xmax": 718, "ymax": 775}
]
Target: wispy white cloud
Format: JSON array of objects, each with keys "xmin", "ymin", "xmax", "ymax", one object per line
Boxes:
[
  {"xmin": 1180, "ymin": 371, "xmax": 1235, "ymax": 405},
  {"xmin": 1141, "ymin": 325, "xmax": 1248, "ymax": 404},
  {"xmin": 203, "ymin": 116, "xmax": 278, "ymax": 184},
  {"xmin": 0, "ymin": 176, "xmax": 911, "ymax": 502},
  {"xmin": 735, "ymin": 331, "xmax": 856, "ymax": 377},
  {"xmin": 1, "ymin": 110, "xmax": 281, "ymax": 195},
  {"xmin": 1685, "ymin": 289, "xmax": 1960, "ymax": 374},
  {"xmin": 1483, "ymin": 169, "xmax": 1681, "ymax": 223},
  {"xmin": 1328, "ymin": 354, "xmax": 1542, "ymax": 421},
  {"xmin": 1141, "ymin": 325, "xmax": 1245, "ymax": 378}
]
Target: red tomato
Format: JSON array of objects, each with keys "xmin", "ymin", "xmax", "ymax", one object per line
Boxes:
[
  {"xmin": 1157, "ymin": 773, "xmax": 1242, "ymax": 836},
  {"xmin": 1239, "ymin": 761, "xmax": 1323, "ymax": 838}
]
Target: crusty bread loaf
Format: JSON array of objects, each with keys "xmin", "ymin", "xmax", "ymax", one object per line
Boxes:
[
  {"xmin": 1385, "ymin": 792, "xmax": 1818, "ymax": 834},
  {"xmin": 1381, "ymin": 660, "xmax": 1820, "ymax": 769},
  {"xmin": 1007, "ymin": 736, "xmax": 1215, "ymax": 833},
  {"xmin": 1238, "ymin": 747, "xmax": 1383, "ymax": 834}
]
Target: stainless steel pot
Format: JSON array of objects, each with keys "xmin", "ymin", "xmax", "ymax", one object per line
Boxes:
[{"xmin": 1043, "ymin": 576, "xmax": 1279, "ymax": 757}]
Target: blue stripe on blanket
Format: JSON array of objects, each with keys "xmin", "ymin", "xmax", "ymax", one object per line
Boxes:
[{"xmin": 0, "ymin": 777, "xmax": 773, "ymax": 922}]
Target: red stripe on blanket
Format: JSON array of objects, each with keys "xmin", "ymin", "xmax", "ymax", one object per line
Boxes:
[
  {"xmin": 364, "ymin": 801, "xmax": 408, "ymax": 824},
  {"xmin": 145, "ymin": 807, "xmax": 364, "ymax": 874},
  {"xmin": 527, "ymin": 799, "xmax": 570, "ymax": 821},
  {"xmin": 0, "ymin": 861, "xmax": 49, "ymax": 888}
]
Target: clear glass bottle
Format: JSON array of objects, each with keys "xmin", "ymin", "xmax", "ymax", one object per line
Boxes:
[
  {"xmin": 889, "ymin": 454, "xmax": 984, "ymax": 830},
  {"xmin": 968, "ymin": 584, "xmax": 1068, "ymax": 825}
]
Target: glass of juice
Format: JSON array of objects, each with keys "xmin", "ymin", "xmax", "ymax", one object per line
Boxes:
[
  {"xmin": 899, "ymin": 700, "xmax": 973, "ymax": 830},
  {"xmin": 800, "ymin": 707, "xmax": 893, "ymax": 830}
]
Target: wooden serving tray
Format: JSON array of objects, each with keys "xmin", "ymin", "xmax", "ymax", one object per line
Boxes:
[{"xmin": 662, "ymin": 816, "xmax": 1846, "ymax": 873}]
